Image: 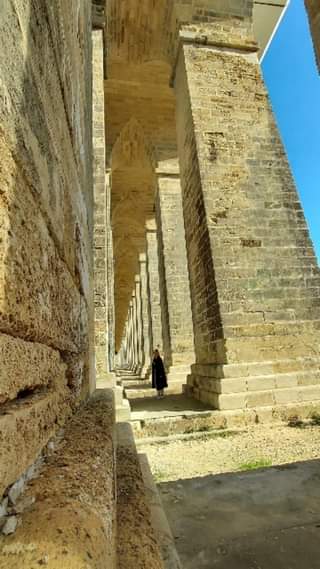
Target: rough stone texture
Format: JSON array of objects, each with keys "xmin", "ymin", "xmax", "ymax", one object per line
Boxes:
[
  {"xmin": 305, "ymin": 0, "xmax": 320, "ymax": 70},
  {"xmin": 174, "ymin": 15, "xmax": 320, "ymax": 408},
  {"xmin": 0, "ymin": 333, "xmax": 66, "ymax": 405},
  {"xmin": 0, "ymin": 390, "xmax": 116, "ymax": 569},
  {"xmin": 0, "ymin": 0, "xmax": 94, "ymax": 496},
  {"xmin": 0, "ymin": 386, "xmax": 72, "ymax": 499},
  {"xmin": 156, "ymin": 171, "xmax": 194, "ymax": 368}
]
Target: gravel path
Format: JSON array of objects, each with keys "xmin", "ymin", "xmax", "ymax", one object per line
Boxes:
[{"xmin": 139, "ymin": 423, "xmax": 320, "ymax": 482}]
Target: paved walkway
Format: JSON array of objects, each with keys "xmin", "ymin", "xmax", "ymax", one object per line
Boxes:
[
  {"xmin": 130, "ymin": 394, "xmax": 214, "ymax": 421},
  {"xmin": 117, "ymin": 370, "xmax": 215, "ymax": 424},
  {"xmin": 159, "ymin": 459, "xmax": 320, "ymax": 569}
]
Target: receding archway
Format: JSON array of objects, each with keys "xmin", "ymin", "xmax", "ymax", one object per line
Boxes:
[{"xmin": 111, "ymin": 118, "xmax": 157, "ymax": 349}]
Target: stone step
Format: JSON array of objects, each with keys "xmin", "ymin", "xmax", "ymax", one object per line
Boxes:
[
  {"xmin": 116, "ymin": 423, "xmax": 164, "ymax": 569},
  {"xmin": 131, "ymin": 399, "xmax": 320, "ymax": 440},
  {"xmin": 187, "ymin": 369, "xmax": 320, "ymax": 396},
  {"xmin": 116, "ymin": 399, "xmax": 131, "ymax": 423},
  {"xmin": 191, "ymin": 356, "xmax": 320, "ymax": 380},
  {"xmin": 186, "ymin": 384, "xmax": 320, "ymax": 411},
  {"xmin": 122, "ymin": 378, "xmax": 151, "ymax": 388}
]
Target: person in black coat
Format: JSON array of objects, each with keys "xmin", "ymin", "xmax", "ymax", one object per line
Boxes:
[{"xmin": 152, "ymin": 349, "xmax": 168, "ymax": 398}]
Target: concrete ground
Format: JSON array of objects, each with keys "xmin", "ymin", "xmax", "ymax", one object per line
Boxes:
[
  {"xmin": 159, "ymin": 459, "xmax": 320, "ymax": 569},
  {"xmin": 130, "ymin": 394, "xmax": 214, "ymax": 421}
]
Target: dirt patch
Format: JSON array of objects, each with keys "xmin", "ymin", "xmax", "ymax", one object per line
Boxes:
[{"xmin": 139, "ymin": 423, "xmax": 320, "ymax": 482}]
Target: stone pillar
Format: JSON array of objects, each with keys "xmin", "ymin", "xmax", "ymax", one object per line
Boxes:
[
  {"xmin": 139, "ymin": 253, "xmax": 152, "ymax": 377},
  {"xmin": 155, "ymin": 167, "xmax": 195, "ymax": 388},
  {"xmin": 146, "ymin": 221, "xmax": 164, "ymax": 355},
  {"xmin": 305, "ymin": 0, "xmax": 320, "ymax": 70},
  {"xmin": 106, "ymin": 172, "xmax": 115, "ymax": 372},
  {"xmin": 172, "ymin": 12, "xmax": 320, "ymax": 410},
  {"xmin": 93, "ymin": 29, "xmax": 108, "ymax": 384},
  {"xmin": 128, "ymin": 302, "xmax": 135, "ymax": 370},
  {"xmin": 134, "ymin": 275, "xmax": 144, "ymax": 372},
  {"xmin": 131, "ymin": 294, "xmax": 139, "ymax": 372},
  {"xmin": 121, "ymin": 322, "xmax": 129, "ymax": 368}
]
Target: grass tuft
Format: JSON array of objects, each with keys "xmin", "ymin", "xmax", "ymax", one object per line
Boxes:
[{"xmin": 239, "ymin": 458, "xmax": 272, "ymax": 471}]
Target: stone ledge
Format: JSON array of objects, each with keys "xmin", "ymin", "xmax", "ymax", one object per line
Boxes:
[
  {"xmin": 131, "ymin": 400, "xmax": 320, "ymax": 440},
  {"xmin": 139, "ymin": 454, "xmax": 182, "ymax": 569},
  {"xmin": 0, "ymin": 389, "xmax": 116, "ymax": 569},
  {"xmin": 116, "ymin": 423, "xmax": 164, "ymax": 569}
]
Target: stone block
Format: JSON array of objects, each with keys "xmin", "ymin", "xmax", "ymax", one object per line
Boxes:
[
  {"xmin": 116, "ymin": 399, "xmax": 131, "ymax": 423},
  {"xmin": 274, "ymin": 388, "xmax": 301, "ymax": 405},
  {"xmin": 216, "ymin": 393, "xmax": 247, "ymax": 411},
  {"xmin": 0, "ymin": 387, "xmax": 72, "ymax": 498},
  {"xmin": 299, "ymin": 385, "xmax": 320, "ymax": 402},
  {"xmin": 245, "ymin": 390, "xmax": 274, "ymax": 409},
  {"xmin": 247, "ymin": 376, "xmax": 275, "ymax": 392},
  {"xmin": 275, "ymin": 373, "xmax": 299, "ymax": 389},
  {"xmin": 0, "ymin": 333, "xmax": 66, "ymax": 405}
]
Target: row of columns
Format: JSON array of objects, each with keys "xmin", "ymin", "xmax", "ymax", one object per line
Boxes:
[
  {"xmin": 96, "ymin": 3, "xmax": 320, "ymax": 410},
  {"xmin": 118, "ymin": 174, "xmax": 196, "ymax": 388},
  {"xmin": 118, "ymin": 6, "xmax": 320, "ymax": 408}
]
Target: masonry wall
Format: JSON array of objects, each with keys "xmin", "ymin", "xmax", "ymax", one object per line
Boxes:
[
  {"xmin": 305, "ymin": 0, "xmax": 320, "ymax": 70},
  {"xmin": 0, "ymin": 1, "xmax": 94, "ymax": 497},
  {"xmin": 174, "ymin": 13, "xmax": 320, "ymax": 409}
]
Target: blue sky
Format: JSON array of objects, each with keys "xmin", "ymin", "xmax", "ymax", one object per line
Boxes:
[{"xmin": 262, "ymin": 0, "xmax": 320, "ymax": 262}]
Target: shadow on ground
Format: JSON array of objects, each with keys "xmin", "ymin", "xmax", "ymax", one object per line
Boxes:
[
  {"xmin": 129, "ymin": 393, "xmax": 215, "ymax": 419},
  {"xmin": 159, "ymin": 459, "xmax": 320, "ymax": 569}
]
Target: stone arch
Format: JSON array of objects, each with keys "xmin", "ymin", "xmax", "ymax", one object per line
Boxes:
[
  {"xmin": 111, "ymin": 117, "xmax": 158, "ymax": 348},
  {"xmin": 111, "ymin": 117, "xmax": 158, "ymax": 172}
]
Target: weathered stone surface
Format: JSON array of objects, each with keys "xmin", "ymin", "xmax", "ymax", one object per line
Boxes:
[
  {"xmin": 0, "ymin": 390, "xmax": 116, "ymax": 569},
  {"xmin": 0, "ymin": 333, "xmax": 66, "ymax": 405},
  {"xmin": 0, "ymin": 0, "xmax": 94, "ymax": 504},
  {"xmin": 0, "ymin": 136, "xmax": 81, "ymax": 352},
  {"xmin": 0, "ymin": 387, "xmax": 72, "ymax": 498},
  {"xmin": 1, "ymin": 516, "xmax": 18, "ymax": 536}
]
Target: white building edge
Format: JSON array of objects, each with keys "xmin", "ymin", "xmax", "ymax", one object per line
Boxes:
[{"xmin": 254, "ymin": 0, "xmax": 290, "ymax": 60}]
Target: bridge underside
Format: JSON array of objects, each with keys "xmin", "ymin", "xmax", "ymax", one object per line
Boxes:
[{"xmin": 93, "ymin": 0, "xmax": 320, "ymax": 414}]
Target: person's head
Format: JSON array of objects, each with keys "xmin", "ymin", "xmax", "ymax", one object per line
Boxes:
[{"xmin": 153, "ymin": 349, "xmax": 160, "ymax": 359}]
